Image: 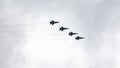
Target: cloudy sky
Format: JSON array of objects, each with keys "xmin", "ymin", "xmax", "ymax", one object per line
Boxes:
[{"xmin": 0, "ymin": 0, "xmax": 120, "ymax": 68}]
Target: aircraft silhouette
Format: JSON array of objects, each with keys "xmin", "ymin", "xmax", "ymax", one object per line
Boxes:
[
  {"xmin": 59, "ymin": 26, "xmax": 69, "ymax": 31},
  {"xmin": 75, "ymin": 36, "xmax": 84, "ymax": 40},
  {"xmin": 69, "ymin": 32, "xmax": 78, "ymax": 36},
  {"xmin": 50, "ymin": 20, "xmax": 59, "ymax": 25}
]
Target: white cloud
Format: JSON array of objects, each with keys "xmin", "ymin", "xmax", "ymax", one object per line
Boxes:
[{"xmin": 0, "ymin": 0, "xmax": 120, "ymax": 68}]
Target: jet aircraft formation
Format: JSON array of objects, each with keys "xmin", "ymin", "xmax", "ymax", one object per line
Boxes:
[{"xmin": 50, "ymin": 20, "xmax": 84, "ymax": 40}]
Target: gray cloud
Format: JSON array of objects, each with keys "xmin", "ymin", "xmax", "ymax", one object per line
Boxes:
[{"xmin": 0, "ymin": 0, "xmax": 120, "ymax": 68}]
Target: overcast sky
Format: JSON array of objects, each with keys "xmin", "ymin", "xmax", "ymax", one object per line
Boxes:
[{"xmin": 0, "ymin": 0, "xmax": 120, "ymax": 68}]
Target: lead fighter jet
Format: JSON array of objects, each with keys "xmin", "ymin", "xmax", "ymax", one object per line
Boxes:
[
  {"xmin": 50, "ymin": 20, "xmax": 59, "ymax": 25},
  {"xmin": 75, "ymin": 36, "xmax": 84, "ymax": 40},
  {"xmin": 59, "ymin": 26, "xmax": 69, "ymax": 31},
  {"xmin": 69, "ymin": 32, "xmax": 78, "ymax": 36}
]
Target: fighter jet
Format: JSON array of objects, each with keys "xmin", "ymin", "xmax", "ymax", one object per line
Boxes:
[
  {"xmin": 50, "ymin": 20, "xmax": 59, "ymax": 25},
  {"xmin": 69, "ymin": 32, "xmax": 78, "ymax": 36},
  {"xmin": 75, "ymin": 36, "xmax": 84, "ymax": 40},
  {"xmin": 59, "ymin": 26, "xmax": 69, "ymax": 31}
]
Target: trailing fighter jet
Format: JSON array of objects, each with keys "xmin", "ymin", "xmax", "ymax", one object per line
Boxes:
[
  {"xmin": 50, "ymin": 20, "xmax": 59, "ymax": 25},
  {"xmin": 59, "ymin": 26, "xmax": 69, "ymax": 31},
  {"xmin": 69, "ymin": 32, "xmax": 78, "ymax": 36},
  {"xmin": 75, "ymin": 36, "xmax": 84, "ymax": 40}
]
